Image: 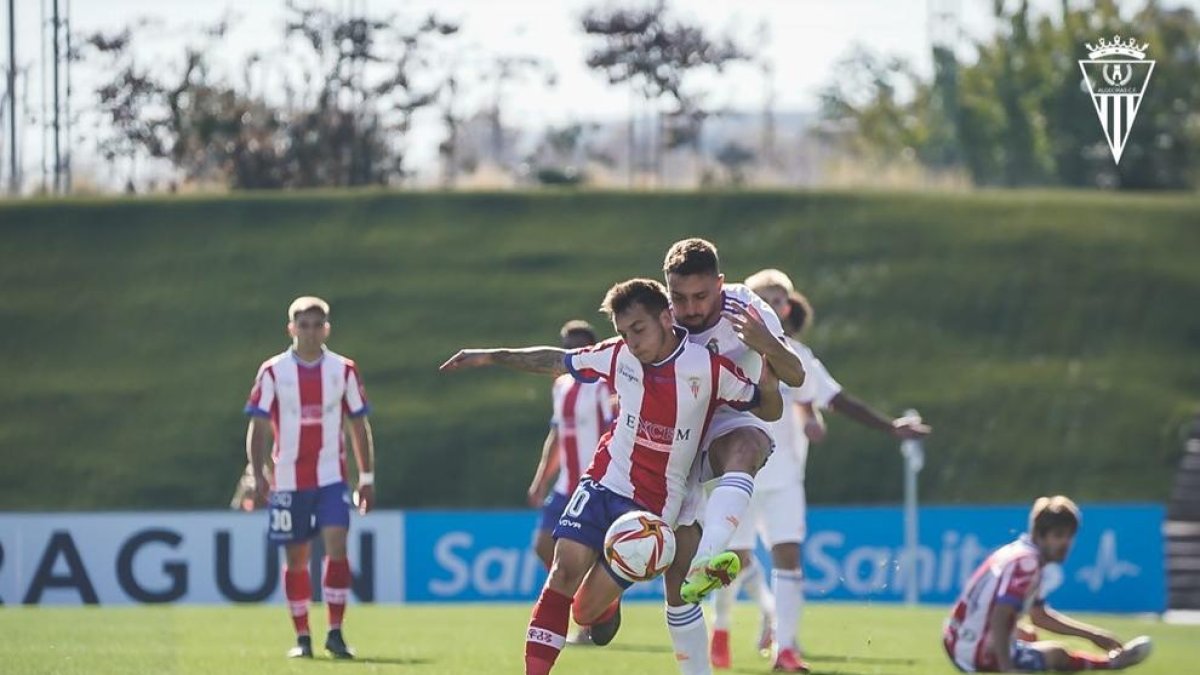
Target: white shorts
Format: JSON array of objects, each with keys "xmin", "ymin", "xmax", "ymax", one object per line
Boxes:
[
  {"xmin": 677, "ymin": 409, "xmax": 774, "ymax": 528},
  {"xmin": 696, "ymin": 408, "xmax": 774, "ymax": 483},
  {"xmin": 728, "ymin": 482, "xmax": 807, "ymax": 550}
]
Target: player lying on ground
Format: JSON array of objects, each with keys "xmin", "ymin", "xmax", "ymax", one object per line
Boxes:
[
  {"xmin": 943, "ymin": 495, "xmax": 1151, "ymax": 673},
  {"xmin": 245, "ymin": 296, "xmax": 376, "ymax": 660},
  {"xmin": 440, "ymin": 278, "xmax": 782, "ymax": 675},
  {"xmin": 709, "ymin": 269, "xmax": 931, "ymax": 673}
]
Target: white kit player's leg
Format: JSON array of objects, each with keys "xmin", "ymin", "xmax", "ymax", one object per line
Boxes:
[
  {"xmin": 666, "ymin": 604, "xmax": 713, "ymax": 675},
  {"xmin": 683, "ymin": 427, "xmax": 769, "ymax": 604},
  {"xmin": 666, "ymin": 524, "xmax": 713, "ymax": 675},
  {"xmin": 762, "ymin": 483, "xmax": 810, "ymax": 672}
]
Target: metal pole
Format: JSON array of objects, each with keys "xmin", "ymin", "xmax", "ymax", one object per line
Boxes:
[
  {"xmin": 39, "ymin": 0, "xmax": 46, "ymax": 193},
  {"xmin": 900, "ymin": 408, "xmax": 924, "ymax": 605},
  {"xmin": 7, "ymin": 0, "xmax": 17, "ymax": 194},
  {"xmin": 51, "ymin": 0, "xmax": 59, "ymax": 193},
  {"xmin": 63, "ymin": 0, "xmax": 70, "ymax": 193}
]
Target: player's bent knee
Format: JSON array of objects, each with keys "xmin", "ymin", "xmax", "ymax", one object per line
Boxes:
[{"xmin": 771, "ymin": 543, "xmax": 801, "ymax": 569}]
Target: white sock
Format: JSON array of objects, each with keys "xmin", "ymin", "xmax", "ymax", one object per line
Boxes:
[
  {"xmin": 740, "ymin": 559, "xmax": 775, "ymax": 620},
  {"xmin": 666, "ymin": 604, "xmax": 713, "ymax": 675},
  {"xmin": 773, "ymin": 568, "xmax": 804, "ymax": 652},
  {"xmin": 692, "ymin": 472, "xmax": 754, "ymax": 565}
]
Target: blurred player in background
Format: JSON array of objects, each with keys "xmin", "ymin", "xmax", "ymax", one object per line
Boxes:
[
  {"xmin": 245, "ymin": 296, "xmax": 376, "ymax": 659},
  {"xmin": 440, "ymin": 278, "xmax": 782, "ymax": 675},
  {"xmin": 528, "ymin": 320, "xmax": 615, "ymax": 570},
  {"xmin": 709, "ymin": 270, "xmax": 931, "ymax": 672},
  {"xmin": 943, "ymin": 496, "xmax": 1152, "ymax": 672}
]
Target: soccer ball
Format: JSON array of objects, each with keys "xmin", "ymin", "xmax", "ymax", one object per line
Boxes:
[{"xmin": 603, "ymin": 510, "xmax": 676, "ymax": 583}]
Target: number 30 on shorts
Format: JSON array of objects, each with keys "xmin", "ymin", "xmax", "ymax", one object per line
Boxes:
[{"xmin": 269, "ymin": 507, "xmax": 293, "ymax": 532}]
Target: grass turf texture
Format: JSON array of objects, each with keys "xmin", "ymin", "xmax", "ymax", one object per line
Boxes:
[
  {"xmin": 0, "ymin": 602, "xmax": 1195, "ymax": 674},
  {"xmin": 1, "ymin": 190, "xmax": 1198, "ymax": 509}
]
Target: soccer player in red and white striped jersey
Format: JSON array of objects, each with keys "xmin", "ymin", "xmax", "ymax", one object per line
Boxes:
[
  {"xmin": 529, "ymin": 320, "xmax": 616, "ymax": 571},
  {"xmin": 440, "ymin": 279, "xmax": 783, "ymax": 675},
  {"xmin": 245, "ymin": 296, "xmax": 376, "ymax": 660},
  {"xmin": 943, "ymin": 496, "xmax": 1151, "ymax": 672}
]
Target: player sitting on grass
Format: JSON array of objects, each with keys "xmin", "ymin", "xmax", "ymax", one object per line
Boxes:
[{"xmin": 943, "ymin": 495, "xmax": 1151, "ymax": 673}]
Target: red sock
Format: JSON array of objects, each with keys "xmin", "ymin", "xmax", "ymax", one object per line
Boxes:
[
  {"xmin": 1066, "ymin": 651, "xmax": 1112, "ymax": 670},
  {"xmin": 323, "ymin": 557, "xmax": 351, "ymax": 630},
  {"xmin": 525, "ymin": 587, "xmax": 572, "ymax": 675},
  {"xmin": 283, "ymin": 567, "xmax": 311, "ymax": 636}
]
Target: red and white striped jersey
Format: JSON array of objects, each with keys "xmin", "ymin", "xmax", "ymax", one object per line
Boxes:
[
  {"xmin": 245, "ymin": 348, "xmax": 371, "ymax": 491},
  {"xmin": 550, "ymin": 375, "xmax": 616, "ymax": 496},
  {"xmin": 943, "ymin": 535, "xmax": 1047, "ymax": 671},
  {"xmin": 683, "ymin": 283, "xmax": 789, "ymax": 381},
  {"xmin": 565, "ymin": 328, "xmax": 761, "ymax": 525}
]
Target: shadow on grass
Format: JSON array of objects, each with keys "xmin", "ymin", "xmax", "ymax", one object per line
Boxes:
[
  {"xmin": 600, "ymin": 643, "xmax": 675, "ymax": 654},
  {"xmin": 325, "ymin": 656, "xmax": 435, "ymax": 666}
]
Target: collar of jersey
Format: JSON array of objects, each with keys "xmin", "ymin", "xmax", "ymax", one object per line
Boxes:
[
  {"xmin": 649, "ymin": 326, "xmax": 689, "ymax": 368},
  {"xmin": 1016, "ymin": 533, "xmax": 1044, "ymax": 563},
  {"xmin": 289, "ymin": 347, "xmax": 327, "ymax": 368}
]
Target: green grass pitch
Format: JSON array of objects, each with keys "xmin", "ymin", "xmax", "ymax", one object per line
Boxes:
[{"xmin": 1, "ymin": 602, "xmax": 1195, "ymax": 674}]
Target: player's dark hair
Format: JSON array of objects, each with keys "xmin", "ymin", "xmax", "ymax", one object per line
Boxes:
[
  {"xmin": 1029, "ymin": 495, "xmax": 1081, "ymax": 538},
  {"xmin": 560, "ymin": 319, "xmax": 598, "ymax": 347},
  {"xmin": 601, "ymin": 279, "xmax": 670, "ymax": 318},
  {"xmin": 663, "ymin": 238, "xmax": 720, "ymax": 277},
  {"xmin": 786, "ymin": 291, "xmax": 814, "ymax": 337}
]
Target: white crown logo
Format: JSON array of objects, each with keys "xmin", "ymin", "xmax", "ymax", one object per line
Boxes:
[{"xmin": 1085, "ymin": 35, "xmax": 1149, "ymax": 60}]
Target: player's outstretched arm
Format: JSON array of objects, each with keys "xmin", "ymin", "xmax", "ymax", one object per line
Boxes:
[
  {"xmin": 829, "ymin": 391, "xmax": 933, "ymax": 439},
  {"xmin": 440, "ymin": 347, "xmax": 569, "ymax": 376},
  {"xmin": 1029, "ymin": 604, "xmax": 1123, "ymax": 651}
]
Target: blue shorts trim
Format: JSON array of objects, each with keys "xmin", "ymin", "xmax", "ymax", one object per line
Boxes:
[
  {"xmin": 1011, "ymin": 641, "xmax": 1048, "ymax": 671},
  {"xmin": 538, "ymin": 491, "xmax": 570, "ymax": 533},
  {"xmin": 552, "ymin": 478, "xmax": 644, "ymax": 589},
  {"xmin": 267, "ymin": 482, "xmax": 352, "ymax": 544}
]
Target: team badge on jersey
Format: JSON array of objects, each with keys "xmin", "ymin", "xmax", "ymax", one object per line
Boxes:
[{"xmin": 687, "ymin": 377, "xmax": 701, "ymax": 399}]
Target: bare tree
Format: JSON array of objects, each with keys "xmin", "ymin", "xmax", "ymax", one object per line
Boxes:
[{"xmin": 581, "ymin": 0, "xmax": 752, "ymax": 184}]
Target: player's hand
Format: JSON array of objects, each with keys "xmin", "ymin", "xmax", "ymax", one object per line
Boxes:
[
  {"xmin": 527, "ymin": 484, "xmax": 547, "ymax": 508},
  {"xmin": 804, "ymin": 419, "xmax": 827, "ymax": 443},
  {"xmin": 252, "ymin": 474, "xmax": 271, "ymax": 509},
  {"xmin": 724, "ymin": 304, "xmax": 777, "ymax": 355},
  {"xmin": 1090, "ymin": 630, "xmax": 1123, "ymax": 652},
  {"xmin": 892, "ymin": 415, "xmax": 931, "ymax": 439},
  {"xmin": 439, "ymin": 349, "xmax": 494, "ymax": 371},
  {"xmin": 354, "ymin": 484, "xmax": 375, "ymax": 514}
]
